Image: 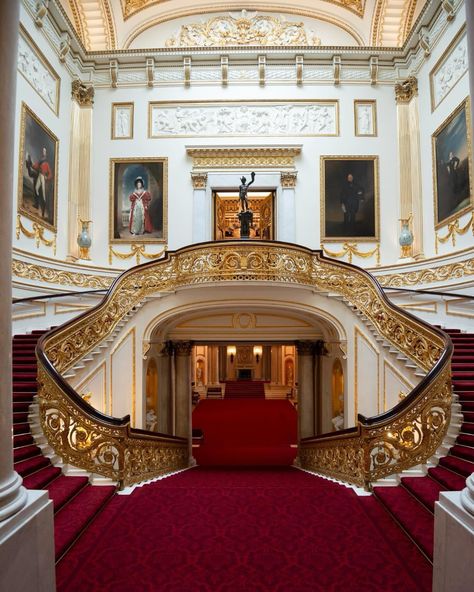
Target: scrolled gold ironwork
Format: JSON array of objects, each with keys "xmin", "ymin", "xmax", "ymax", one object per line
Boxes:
[
  {"xmin": 109, "ymin": 244, "xmax": 167, "ymax": 265},
  {"xmin": 16, "ymin": 215, "xmax": 56, "ymax": 255},
  {"xmin": 37, "ymin": 241, "xmax": 451, "ymax": 489}
]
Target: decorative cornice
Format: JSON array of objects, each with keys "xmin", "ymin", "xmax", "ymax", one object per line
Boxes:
[
  {"xmin": 377, "ymin": 257, "xmax": 474, "ymax": 288},
  {"xmin": 71, "ymin": 79, "xmax": 94, "ymax": 106},
  {"xmin": 187, "ymin": 146, "xmax": 301, "ymax": 169},
  {"xmin": 12, "ymin": 258, "xmax": 112, "ymax": 289},
  {"xmin": 191, "ymin": 172, "xmax": 208, "ymax": 189},
  {"xmin": 395, "ymin": 75, "xmax": 418, "ymax": 103}
]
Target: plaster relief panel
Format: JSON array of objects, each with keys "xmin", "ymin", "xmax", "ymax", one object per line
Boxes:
[
  {"xmin": 18, "ymin": 26, "xmax": 60, "ymax": 115},
  {"xmin": 149, "ymin": 101, "xmax": 339, "ymax": 138}
]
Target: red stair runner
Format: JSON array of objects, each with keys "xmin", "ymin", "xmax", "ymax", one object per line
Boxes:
[
  {"xmin": 373, "ymin": 327, "xmax": 474, "ymax": 562},
  {"xmin": 224, "ymin": 379, "xmax": 266, "ymax": 399},
  {"xmin": 11, "ymin": 330, "xmax": 117, "ymax": 564}
]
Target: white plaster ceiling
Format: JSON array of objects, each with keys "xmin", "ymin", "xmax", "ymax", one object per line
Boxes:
[{"xmin": 60, "ymin": 0, "xmax": 426, "ymax": 51}]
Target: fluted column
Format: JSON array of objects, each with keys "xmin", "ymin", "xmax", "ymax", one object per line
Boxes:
[
  {"xmin": 296, "ymin": 342, "xmax": 315, "ymax": 439},
  {"xmin": 0, "ymin": 0, "xmax": 27, "ymax": 523},
  {"xmin": 191, "ymin": 172, "xmax": 209, "ymax": 243},
  {"xmin": 174, "ymin": 342, "xmax": 193, "ymax": 454},
  {"xmin": 67, "ymin": 81, "xmax": 94, "ymax": 261},
  {"xmin": 395, "ymin": 77, "xmax": 423, "ymax": 259},
  {"xmin": 279, "ymin": 172, "xmax": 297, "ymax": 243},
  {"xmin": 218, "ymin": 345, "xmax": 227, "ymax": 382}
]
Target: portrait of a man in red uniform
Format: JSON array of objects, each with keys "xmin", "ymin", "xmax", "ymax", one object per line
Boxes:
[
  {"xmin": 110, "ymin": 158, "xmax": 168, "ymax": 244},
  {"xmin": 18, "ymin": 104, "xmax": 58, "ymax": 230}
]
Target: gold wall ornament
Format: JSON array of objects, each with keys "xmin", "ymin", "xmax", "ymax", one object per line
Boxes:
[
  {"xmin": 71, "ymin": 79, "xmax": 94, "ymax": 107},
  {"xmin": 12, "ymin": 258, "xmax": 112, "ymax": 289},
  {"xmin": 36, "ymin": 241, "xmax": 451, "ymax": 487},
  {"xmin": 16, "ymin": 215, "xmax": 56, "ymax": 255},
  {"xmin": 377, "ymin": 256, "xmax": 474, "ymax": 288},
  {"xmin": 321, "ymin": 242, "xmax": 380, "ymax": 266},
  {"xmin": 191, "ymin": 172, "xmax": 208, "ymax": 189},
  {"xmin": 435, "ymin": 213, "xmax": 474, "ymax": 254},
  {"xmin": 281, "ymin": 172, "xmax": 298, "ymax": 189},
  {"xmin": 109, "ymin": 244, "xmax": 167, "ymax": 265},
  {"xmin": 187, "ymin": 146, "xmax": 301, "ymax": 170},
  {"xmin": 395, "ymin": 76, "xmax": 418, "ymax": 103},
  {"xmin": 165, "ymin": 12, "xmax": 321, "ymax": 48}
]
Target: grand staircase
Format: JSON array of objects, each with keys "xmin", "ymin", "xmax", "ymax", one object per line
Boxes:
[
  {"xmin": 224, "ymin": 380, "xmax": 266, "ymax": 399},
  {"xmin": 12, "ymin": 330, "xmax": 116, "ymax": 562},
  {"xmin": 372, "ymin": 327, "xmax": 474, "ymax": 561}
]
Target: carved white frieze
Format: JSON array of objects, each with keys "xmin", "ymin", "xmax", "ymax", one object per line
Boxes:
[
  {"xmin": 18, "ymin": 29, "xmax": 59, "ymax": 114},
  {"xmin": 149, "ymin": 102, "xmax": 338, "ymax": 138},
  {"xmin": 431, "ymin": 29, "xmax": 467, "ymax": 109}
]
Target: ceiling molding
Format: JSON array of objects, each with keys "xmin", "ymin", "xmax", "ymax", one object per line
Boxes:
[{"xmin": 371, "ymin": 0, "xmax": 422, "ymax": 47}]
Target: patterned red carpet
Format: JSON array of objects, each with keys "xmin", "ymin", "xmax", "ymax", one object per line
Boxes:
[
  {"xmin": 56, "ymin": 467, "xmax": 432, "ymax": 592},
  {"xmin": 192, "ymin": 399, "xmax": 297, "ymax": 465}
]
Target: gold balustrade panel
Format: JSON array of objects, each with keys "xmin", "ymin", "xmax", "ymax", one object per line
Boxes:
[{"xmin": 37, "ymin": 241, "xmax": 451, "ymax": 488}]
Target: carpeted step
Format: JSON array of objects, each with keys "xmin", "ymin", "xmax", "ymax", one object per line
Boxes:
[
  {"xmin": 46, "ymin": 476, "xmax": 90, "ymax": 513},
  {"xmin": 457, "ymin": 392, "xmax": 474, "ymax": 401},
  {"xmin": 15, "ymin": 454, "xmax": 51, "ymax": 477},
  {"xmin": 439, "ymin": 455, "xmax": 474, "ymax": 478},
  {"xmin": 428, "ymin": 466, "xmax": 468, "ymax": 490},
  {"xmin": 54, "ymin": 485, "xmax": 116, "ymax": 561},
  {"xmin": 452, "ymin": 381, "xmax": 474, "ymax": 391},
  {"xmin": 452, "ymin": 356, "xmax": 474, "ymax": 363},
  {"xmin": 13, "ymin": 401, "xmax": 31, "ymax": 413},
  {"xmin": 13, "ymin": 422, "xmax": 30, "ymax": 435},
  {"xmin": 461, "ymin": 422, "xmax": 474, "ymax": 434},
  {"xmin": 358, "ymin": 497, "xmax": 432, "ymax": 589},
  {"xmin": 450, "ymin": 444, "xmax": 474, "ymax": 463},
  {"xmin": 13, "ymin": 412, "xmax": 29, "ymax": 424},
  {"xmin": 12, "ymin": 392, "xmax": 35, "ymax": 403},
  {"xmin": 13, "ymin": 444, "xmax": 42, "ymax": 463},
  {"xmin": 373, "ymin": 486, "xmax": 434, "ymax": 559},
  {"xmin": 12, "ymin": 364, "xmax": 37, "ymax": 372},
  {"xmin": 13, "ymin": 433, "xmax": 34, "ymax": 448},
  {"xmin": 460, "ymin": 401, "xmax": 474, "ymax": 412},
  {"xmin": 12, "ymin": 383, "xmax": 37, "ymax": 392},
  {"xmin": 462, "ymin": 411, "xmax": 474, "ymax": 423},
  {"xmin": 23, "ymin": 466, "xmax": 62, "ymax": 490},
  {"xmin": 457, "ymin": 433, "xmax": 474, "ymax": 447},
  {"xmin": 12, "ymin": 372, "xmax": 37, "ymax": 380},
  {"xmin": 401, "ymin": 476, "xmax": 446, "ymax": 513}
]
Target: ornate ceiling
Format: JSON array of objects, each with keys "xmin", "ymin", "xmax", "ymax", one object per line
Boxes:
[{"xmin": 60, "ymin": 0, "xmax": 426, "ymax": 51}]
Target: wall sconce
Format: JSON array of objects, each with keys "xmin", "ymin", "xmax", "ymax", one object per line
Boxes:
[
  {"xmin": 227, "ymin": 345, "xmax": 236, "ymax": 363},
  {"xmin": 253, "ymin": 345, "xmax": 262, "ymax": 364}
]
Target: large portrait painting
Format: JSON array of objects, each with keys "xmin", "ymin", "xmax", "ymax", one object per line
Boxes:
[
  {"xmin": 110, "ymin": 158, "xmax": 167, "ymax": 243},
  {"xmin": 18, "ymin": 103, "xmax": 58, "ymax": 231},
  {"xmin": 321, "ymin": 156, "xmax": 379, "ymax": 241},
  {"xmin": 432, "ymin": 99, "xmax": 472, "ymax": 228}
]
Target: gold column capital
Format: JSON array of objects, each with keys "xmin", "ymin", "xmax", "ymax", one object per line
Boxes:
[
  {"xmin": 191, "ymin": 172, "xmax": 208, "ymax": 189},
  {"xmin": 174, "ymin": 341, "xmax": 193, "ymax": 356},
  {"xmin": 296, "ymin": 341, "xmax": 314, "ymax": 356},
  {"xmin": 71, "ymin": 79, "xmax": 94, "ymax": 107},
  {"xmin": 281, "ymin": 171, "xmax": 297, "ymax": 188},
  {"xmin": 395, "ymin": 76, "xmax": 418, "ymax": 104}
]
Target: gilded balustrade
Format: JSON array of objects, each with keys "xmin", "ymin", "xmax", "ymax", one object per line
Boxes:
[{"xmin": 37, "ymin": 241, "xmax": 452, "ymax": 489}]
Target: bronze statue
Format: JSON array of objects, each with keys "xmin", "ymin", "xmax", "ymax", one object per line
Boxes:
[{"xmin": 239, "ymin": 172, "xmax": 255, "ymax": 212}]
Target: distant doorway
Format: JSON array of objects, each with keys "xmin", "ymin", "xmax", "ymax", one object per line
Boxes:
[{"xmin": 213, "ymin": 190, "xmax": 275, "ymax": 240}]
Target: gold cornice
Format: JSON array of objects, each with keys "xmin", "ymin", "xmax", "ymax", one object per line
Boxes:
[
  {"xmin": 102, "ymin": 0, "xmax": 117, "ymax": 50},
  {"xmin": 187, "ymin": 146, "xmax": 301, "ymax": 169}
]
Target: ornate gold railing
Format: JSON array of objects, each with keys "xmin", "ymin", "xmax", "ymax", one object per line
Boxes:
[{"xmin": 37, "ymin": 240, "xmax": 452, "ymax": 489}]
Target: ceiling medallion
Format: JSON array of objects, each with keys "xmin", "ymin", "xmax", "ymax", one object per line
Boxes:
[{"xmin": 165, "ymin": 11, "xmax": 321, "ymax": 47}]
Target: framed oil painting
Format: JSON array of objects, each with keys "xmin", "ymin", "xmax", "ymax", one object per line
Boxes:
[
  {"xmin": 432, "ymin": 99, "xmax": 472, "ymax": 229},
  {"xmin": 17, "ymin": 102, "xmax": 58, "ymax": 232},
  {"xmin": 110, "ymin": 158, "xmax": 168, "ymax": 243},
  {"xmin": 321, "ymin": 156, "xmax": 379, "ymax": 242}
]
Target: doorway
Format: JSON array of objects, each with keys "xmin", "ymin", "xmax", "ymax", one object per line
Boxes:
[{"xmin": 213, "ymin": 190, "xmax": 275, "ymax": 240}]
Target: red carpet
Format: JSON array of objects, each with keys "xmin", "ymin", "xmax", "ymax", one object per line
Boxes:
[
  {"xmin": 192, "ymin": 399, "xmax": 297, "ymax": 465},
  {"xmin": 224, "ymin": 380, "xmax": 265, "ymax": 398},
  {"xmin": 56, "ymin": 467, "xmax": 431, "ymax": 592}
]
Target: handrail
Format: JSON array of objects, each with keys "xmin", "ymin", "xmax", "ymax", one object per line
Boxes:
[
  {"xmin": 13, "ymin": 288, "xmax": 107, "ymax": 304},
  {"xmin": 383, "ymin": 286, "xmax": 474, "ymax": 300},
  {"xmin": 36, "ymin": 240, "xmax": 452, "ymax": 489}
]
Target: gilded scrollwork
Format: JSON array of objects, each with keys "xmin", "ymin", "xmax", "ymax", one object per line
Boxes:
[{"xmin": 37, "ymin": 242, "xmax": 451, "ymax": 488}]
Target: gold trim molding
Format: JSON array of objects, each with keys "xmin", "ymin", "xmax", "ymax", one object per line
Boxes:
[
  {"xmin": 109, "ymin": 244, "xmax": 167, "ymax": 265},
  {"xmin": 281, "ymin": 172, "xmax": 298, "ymax": 188},
  {"xmin": 187, "ymin": 146, "xmax": 301, "ymax": 169},
  {"xmin": 16, "ymin": 215, "xmax": 56, "ymax": 255},
  {"xmin": 12, "ymin": 259, "xmax": 112, "ymax": 289},
  {"xmin": 435, "ymin": 213, "xmax": 474, "ymax": 254},
  {"xmin": 322, "ymin": 242, "xmax": 380, "ymax": 266}
]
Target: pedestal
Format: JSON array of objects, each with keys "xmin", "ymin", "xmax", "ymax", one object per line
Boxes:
[{"xmin": 238, "ymin": 210, "xmax": 253, "ymax": 239}]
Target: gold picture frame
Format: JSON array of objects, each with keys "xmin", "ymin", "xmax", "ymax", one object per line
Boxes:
[
  {"xmin": 18, "ymin": 25, "xmax": 60, "ymax": 116},
  {"xmin": 17, "ymin": 102, "xmax": 59, "ymax": 233},
  {"xmin": 111, "ymin": 102, "xmax": 134, "ymax": 140},
  {"xmin": 148, "ymin": 100, "xmax": 340, "ymax": 138},
  {"xmin": 321, "ymin": 156, "xmax": 380, "ymax": 242},
  {"xmin": 432, "ymin": 98, "xmax": 472, "ymax": 230},
  {"xmin": 429, "ymin": 24, "xmax": 467, "ymax": 112},
  {"xmin": 354, "ymin": 100, "xmax": 377, "ymax": 137},
  {"xmin": 109, "ymin": 157, "xmax": 168, "ymax": 244}
]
